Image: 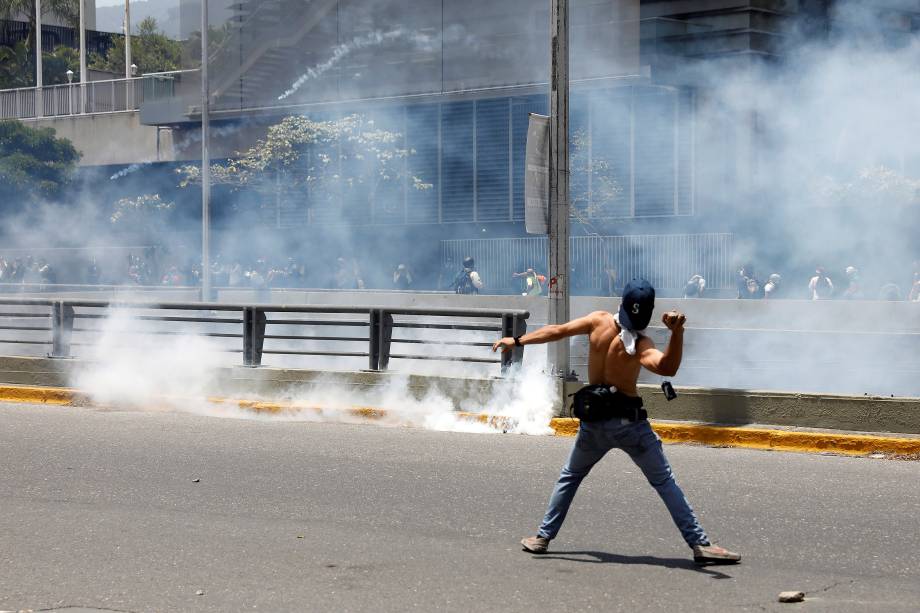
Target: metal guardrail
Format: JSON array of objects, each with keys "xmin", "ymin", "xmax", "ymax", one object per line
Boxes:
[
  {"xmin": 0, "ymin": 71, "xmax": 188, "ymax": 120},
  {"xmin": 0, "ymin": 298, "xmax": 528, "ymax": 374}
]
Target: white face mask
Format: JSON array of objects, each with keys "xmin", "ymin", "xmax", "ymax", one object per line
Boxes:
[{"xmin": 613, "ymin": 312, "xmax": 646, "ymax": 356}]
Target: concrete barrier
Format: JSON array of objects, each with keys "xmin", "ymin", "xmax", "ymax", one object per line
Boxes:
[{"xmin": 1, "ymin": 355, "xmax": 919, "ymax": 435}]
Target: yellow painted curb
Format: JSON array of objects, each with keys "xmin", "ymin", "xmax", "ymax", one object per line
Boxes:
[
  {"xmin": 549, "ymin": 417, "xmax": 920, "ymax": 457},
  {"xmin": 2, "ymin": 384, "xmax": 918, "ymax": 457}
]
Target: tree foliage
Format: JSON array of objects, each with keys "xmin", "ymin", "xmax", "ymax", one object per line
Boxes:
[
  {"xmin": 0, "ymin": 120, "xmax": 80, "ymax": 205},
  {"xmin": 110, "ymin": 193, "xmax": 174, "ymax": 225},
  {"xmin": 90, "ymin": 17, "xmax": 182, "ymax": 75},
  {"xmin": 816, "ymin": 166, "xmax": 920, "ymax": 208},
  {"xmin": 177, "ymin": 114, "xmax": 432, "ymax": 213}
]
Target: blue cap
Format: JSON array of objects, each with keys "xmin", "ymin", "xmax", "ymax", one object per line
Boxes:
[{"xmin": 618, "ymin": 278, "xmax": 655, "ymax": 331}]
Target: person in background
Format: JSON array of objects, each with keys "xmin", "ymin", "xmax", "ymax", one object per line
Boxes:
[
  {"xmin": 808, "ymin": 267, "xmax": 834, "ymax": 300},
  {"xmin": 513, "ymin": 267, "xmax": 544, "ymax": 296},
  {"xmin": 453, "ymin": 257, "xmax": 483, "ymax": 295},
  {"xmin": 682, "ymin": 274, "xmax": 706, "ymax": 298},
  {"xmin": 85, "ymin": 258, "xmax": 101, "ymax": 285},
  {"xmin": 842, "ymin": 266, "xmax": 864, "ymax": 300},
  {"xmin": 393, "ymin": 264, "xmax": 413, "ymax": 290},
  {"xmin": 909, "ymin": 261, "xmax": 920, "ymax": 302},
  {"xmin": 879, "ymin": 282, "xmax": 902, "ymax": 301},
  {"xmin": 736, "ymin": 264, "xmax": 762, "ymax": 299},
  {"xmin": 764, "ymin": 273, "xmax": 782, "ymax": 299},
  {"xmin": 604, "ymin": 265, "xmax": 618, "ymax": 297}
]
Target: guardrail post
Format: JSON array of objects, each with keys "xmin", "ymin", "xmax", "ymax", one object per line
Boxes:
[
  {"xmin": 51, "ymin": 302, "xmax": 74, "ymax": 358},
  {"xmin": 378, "ymin": 311, "xmax": 394, "ymax": 371},
  {"xmin": 368, "ymin": 310, "xmax": 380, "ymax": 370},
  {"xmin": 243, "ymin": 307, "xmax": 266, "ymax": 366},
  {"xmin": 501, "ymin": 313, "xmax": 527, "ymax": 374}
]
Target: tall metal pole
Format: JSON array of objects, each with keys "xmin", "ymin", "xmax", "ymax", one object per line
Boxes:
[
  {"xmin": 124, "ymin": 0, "xmax": 131, "ymax": 108},
  {"xmin": 79, "ymin": 0, "xmax": 86, "ymax": 113},
  {"xmin": 201, "ymin": 0, "xmax": 212, "ymax": 300},
  {"xmin": 35, "ymin": 0, "xmax": 43, "ymax": 117},
  {"xmin": 548, "ymin": 0, "xmax": 570, "ymax": 377}
]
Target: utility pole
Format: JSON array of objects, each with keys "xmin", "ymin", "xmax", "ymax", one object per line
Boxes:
[
  {"xmin": 201, "ymin": 0, "xmax": 212, "ymax": 301},
  {"xmin": 35, "ymin": 0, "xmax": 43, "ymax": 117},
  {"xmin": 124, "ymin": 0, "xmax": 131, "ymax": 108},
  {"xmin": 548, "ymin": 0, "xmax": 570, "ymax": 377},
  {"xmin": 79, "ymin": 0, "xmax": 86, "ymax": 113}
]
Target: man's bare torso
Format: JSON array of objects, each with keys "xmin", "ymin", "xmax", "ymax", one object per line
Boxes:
[{"xmin": 586, "ymin": 311, "xmax": 652, "ymax": 396}]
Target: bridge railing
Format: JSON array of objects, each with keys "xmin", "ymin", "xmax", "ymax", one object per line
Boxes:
[
  {"xmin": 0, "ymin": 298, "xmax": 528, "ymax": 374},
  {"xmin": 0, "ymin": 71, "xmax": 189, "ymax": 120}
]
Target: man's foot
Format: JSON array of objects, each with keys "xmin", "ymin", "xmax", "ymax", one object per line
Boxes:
[
  {"xmin": 692, "ymin": 543, "xmax": 741, "ymax": 565},
  {"xmin": 521, "ymin": 536, "xmax": 550, "ymax": 554}
]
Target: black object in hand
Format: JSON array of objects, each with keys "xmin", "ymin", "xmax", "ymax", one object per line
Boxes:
[{"xmin": 661, "ymin": 381, "xmax": 677, "ymax": 401}]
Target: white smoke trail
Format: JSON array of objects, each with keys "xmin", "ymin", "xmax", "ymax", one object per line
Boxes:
[
  {"xmin": 110, "ymin": 163, "xmax": 150, "ymax": 181},
  {"xmin": 278, "ymin": 29, "xmax": 409, "ymax": 101}
]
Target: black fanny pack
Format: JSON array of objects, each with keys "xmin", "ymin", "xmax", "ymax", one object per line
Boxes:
[{"xmin": 571, "ymin": 385, "xmax": 647, "ymax": 423}]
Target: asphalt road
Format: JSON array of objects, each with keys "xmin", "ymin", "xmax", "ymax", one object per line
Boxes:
[{"xmin": 1, "ymin": 403, "xmax": 918, "ymax": 613}]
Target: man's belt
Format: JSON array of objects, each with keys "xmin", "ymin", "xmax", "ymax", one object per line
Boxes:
[{"xmin": 571, "ymin": 385, "xmax": 647, "ymax": 423}]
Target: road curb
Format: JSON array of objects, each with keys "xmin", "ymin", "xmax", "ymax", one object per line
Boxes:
[{"xmin": 2, "ymin": 384, "xmax": 918, "ymax": 457}]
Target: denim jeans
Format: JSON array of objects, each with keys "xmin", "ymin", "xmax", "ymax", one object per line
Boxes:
[{"xmin": 536, "ymin": 418, "xmax": 710, "ymax": 548}]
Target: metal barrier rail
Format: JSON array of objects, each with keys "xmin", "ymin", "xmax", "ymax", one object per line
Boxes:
[{"xmin": 0, "ymin": 298, "xmax": 528, "ymax": 374}]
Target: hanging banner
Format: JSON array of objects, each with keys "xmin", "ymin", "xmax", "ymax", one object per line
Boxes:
[{"xmin": 524, "ymin": 113, "xmax": 550, "ymax": 235}]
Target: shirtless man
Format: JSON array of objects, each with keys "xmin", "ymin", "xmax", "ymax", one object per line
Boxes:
[{"xmin": 492, "ymin": 278, "xmax": 740, "ymax": 565}]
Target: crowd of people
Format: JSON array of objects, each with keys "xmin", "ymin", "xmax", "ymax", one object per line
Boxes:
[
  {"xmin": 0, "ymin": 255, "xmax": 57, "ymax": 288},
  {"xmin": 2, "ymin": 248, "xmax": 918, "ymax": 302},
  {"xmin": 678, "ymin": 262, "xmax": 920, "ymax": 302}
]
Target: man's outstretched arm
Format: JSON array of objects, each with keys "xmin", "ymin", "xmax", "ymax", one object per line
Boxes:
[{"xmin": 492, "ymin": 312, "xmax": 598, "ymax": 353}]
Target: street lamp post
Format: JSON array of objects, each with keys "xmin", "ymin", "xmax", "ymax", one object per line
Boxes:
[
  {"xmin": 78, "ymin": 0, "xmax": 86, "ymax": 113},
  {"xmin": 548, "ymin": 0, "xmax": 571, "ymax": 377},
  {"xmin": 66, "ymin": 69, "xmax": 73, "ymax": 114},
  {"xmin": 35, "ymin": 0, "xmax": 43, "ymax": 117},
  {"xmin": 201, "ymin": 0, "xmax": 212, "ymax": 300},
  {"xmin": 124, "ymin": 0, "xmax": 132, "ymax": 110}
]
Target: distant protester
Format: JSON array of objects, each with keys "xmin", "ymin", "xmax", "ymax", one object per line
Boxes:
[
  {"xmin": 453, "ymin": 256, "xmax": 483, "ymax": 295},
  {"xmin": 879, "ymin": 282, "xmax": 902, "ymax": 301},
  {"xmin": 736, "ymin": 265, "xmax": 762, "ymax": 299},
  {"xmin": 603, "ymin": 265, "xmax": 618, "ymax": 297},
  {"xmin": 910, "ymin": 262, "xmax": 920, "ymax": 302},
  {"xmin": 513, "ymin": 267, "xmax": 544, "ymax": 296},
  {"xmin": 736, "ymin": 265, "xmax": 763, "ymax": 299},
  {"xmin": 334, "ymin": 257, "xmax": 365, "ymax": 290},
  {"xmin": 682, "ymin": 274, "xmax": 706, "ymax": 298},
  {"xmin": 393, "ymin": 264, "xmax": 413, "ymax": 290},
  {"xmin": 764, "ymin": 273, "xmax": 782, "ymax": 299},
  {"xmin": 808, "ymin": 267, "xmax": 834, "ymax": 300},
  {"xmin": 842, "ymin": 266, "xmax": 864, "ymax": 300}
]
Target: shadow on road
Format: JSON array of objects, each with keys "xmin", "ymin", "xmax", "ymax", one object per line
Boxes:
[{"xmin": 533, "ymin": 550, "xmax": 734, "ymax": 579}]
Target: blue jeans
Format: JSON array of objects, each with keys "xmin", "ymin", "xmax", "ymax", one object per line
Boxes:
[{"xmin": 537, "ymin": 419, "xmax": 710, "ymax": 548}]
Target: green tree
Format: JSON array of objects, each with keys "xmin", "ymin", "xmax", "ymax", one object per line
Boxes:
[
  {"xmin": 0, "ymin": 41, "xmax": 33, "ymax": 89},
  {"xmin": 90, "ymin": 17, "xmax": 182, "ymax": 75},
  {"xmin": 0, "ymin": 120, "xmax": 81, "ymax": 206},
  {"xmin": 0, "ymin": 43, "xmax": 81, "ymax": 88},
  {"xmin": 177, "ymin": 114, "xmax": 432, "ymax": 214}
]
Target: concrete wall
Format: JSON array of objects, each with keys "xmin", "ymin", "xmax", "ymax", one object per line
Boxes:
[
  {"xmin": 2, "ymin": 355, "xmax": 919, "ymax": 434},
  {"xmin": 24, "ymin": 112, "xmax": 173, "ymax": 167}
]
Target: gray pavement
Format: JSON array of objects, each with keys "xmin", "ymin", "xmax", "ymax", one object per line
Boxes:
[{"xmin": 0, "ymin": 402, "xmax": 918, "ymax": 613}]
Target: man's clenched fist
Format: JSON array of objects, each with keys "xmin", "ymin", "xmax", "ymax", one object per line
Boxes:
[{"xmin": 662, "ymin": 310, "xmax": 686, "ymax": 330}]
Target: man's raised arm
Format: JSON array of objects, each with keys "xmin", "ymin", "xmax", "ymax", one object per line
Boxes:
[
  {"xmin": 638, "ymin": 311, "xmax": 686, "ymax": 377},
  {"xmin": 492, "ymin": 312, "xmax": 598, "ymax": 354}
]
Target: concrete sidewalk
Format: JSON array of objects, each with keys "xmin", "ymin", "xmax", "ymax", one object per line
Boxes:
[{"xmin": 2, "ymin": 383, "xmax": 919, "ymax": 458}]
